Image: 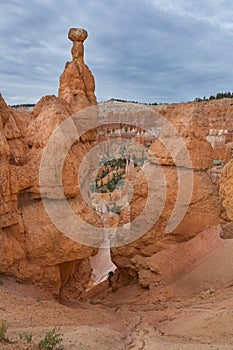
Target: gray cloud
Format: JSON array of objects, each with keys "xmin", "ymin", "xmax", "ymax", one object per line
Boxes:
[{"xmin": 1, "ymin": 0, "xmax": 233, "ymax": 104}]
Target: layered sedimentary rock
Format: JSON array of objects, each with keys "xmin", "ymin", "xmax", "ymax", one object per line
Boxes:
[
  {"xmin": 0, "ymin": 29, "xmax": 99, "ymax": 299},
  {"xmin": 58, "ymin": 28, "xmax": 97, "ymax": 114},
  {"xmin": 111, "ymin": 103, "xmax": 221, "ymax": 287},
  {"xmin": 220, "ymin": 159, "xmax": 233, "ymax": 223},
  {"xmin": 0, "ymin": 94, "xmax": 26, "ymax": 280},
  {"xmin": 1, "ymin": 27, "xmax": 233, "ymax": 299}
]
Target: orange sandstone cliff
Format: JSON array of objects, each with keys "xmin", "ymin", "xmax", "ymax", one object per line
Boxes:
[
  {"xmin": 0, "ymin": 28, "xmax": 99, "ymax": 300},
  {"xmin": 0, "ymin": 28, "xmax": 233, "ymax": 301}
]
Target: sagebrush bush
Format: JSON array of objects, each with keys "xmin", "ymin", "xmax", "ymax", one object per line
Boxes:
[
  {"xmin": 38, "ymin": 327, "xmax": 64, "ymax": 350},
  {"xmin": 0, "ymin": 320, "xmax": 8, "ymax": 342},
  {"xmin": 20, "ymin": 332, "xmax": 33, "ymax": 343}
]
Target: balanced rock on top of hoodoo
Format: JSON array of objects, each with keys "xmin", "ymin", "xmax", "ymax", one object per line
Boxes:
[
  {"xmin": 0, "ymin": 28, "xmax": 99, "ymax": 300},
  {"xmin": 58, "ymin": 28, "xmax": 97, "ymax": 114},
  {"xmin": 68, "ymin": 28, "xmax": 88, "ymax": 43}
]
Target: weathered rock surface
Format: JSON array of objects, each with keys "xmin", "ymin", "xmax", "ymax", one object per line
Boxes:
[
  {"xmin": 221, "ymin": 221, "xmax": 233, "ymax": 239},
  {"xmin": 58, "ymin": 27, "xmax": 97, "ymax": 113},
  {"xmin": 213, "ymin": 142, "xmax": 233, "ymax": 165},
  {"xmin": 0, "ymin": 92, "xmax": 11, "ymax": 127},
  {"xmin": 111, "ymin": 103, "xmax": 221, "ymax": 288},
  {"xmin": 0, "ymin": 28, "xmax": 99, "ymax": 299},
  {"xmin": 1, "ymin": 28, "xmax": 233, "ymax": 300},
  {"xmin": 0, "ymin": 95, "xmax": 27, "ymax": 281},
  {"xmin": 220, "ymin": 159, "xmax": 233, "ymax": 222}
]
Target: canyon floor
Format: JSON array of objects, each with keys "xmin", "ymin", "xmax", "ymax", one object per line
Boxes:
[{"xmin": 1, "ymin": 271, "xmax": 233, "ymax": 350}]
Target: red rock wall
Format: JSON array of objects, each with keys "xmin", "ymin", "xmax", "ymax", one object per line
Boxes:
[{"xmin": 111, "ymin": 102, "xmax": 222, "ymax": 288}]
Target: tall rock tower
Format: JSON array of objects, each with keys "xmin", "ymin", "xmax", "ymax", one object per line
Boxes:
[{"xmin": 58, "ymin": 28, "xmax": 97, "ymax": 113}]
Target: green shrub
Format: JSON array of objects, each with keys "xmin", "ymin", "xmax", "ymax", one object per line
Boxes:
[
  {"xmin": 0, "ymin": 320, "xmax": 8, "ymax": 342},
  {"xmin": 20, "ymin": 332, "xmax": 33, "ymax": 343},
  {"xmin": 38, "ymin": 327, "xmax": 64, "ymax": 350}
]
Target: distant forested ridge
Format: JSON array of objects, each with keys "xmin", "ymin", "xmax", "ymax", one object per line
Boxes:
[
  {"xmin": 194, "ymin": 91, "xmax": 233, "ymax": 102},
  {"xmin": 10, "ymin": 103, "xmax": 35, "ymax": 108}
]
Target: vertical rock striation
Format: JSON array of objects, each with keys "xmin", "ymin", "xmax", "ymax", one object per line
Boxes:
[{"xmin": 0, "ymin": 28, "xmax": 99, "ymax": 300}]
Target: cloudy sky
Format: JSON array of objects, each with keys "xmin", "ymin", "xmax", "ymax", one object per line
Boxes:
[{"xmin": 1, "ymin": 0, "xmax": 233, "ymax": 105}]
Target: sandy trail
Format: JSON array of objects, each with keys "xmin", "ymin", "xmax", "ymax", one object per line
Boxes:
[
  {"xmin": 2, "ymin": 230, "xmax": 233, "ymax": 349},
  {"xmin": 1, "ymin": 275, "xmax": 233, "ymax": 349}
]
